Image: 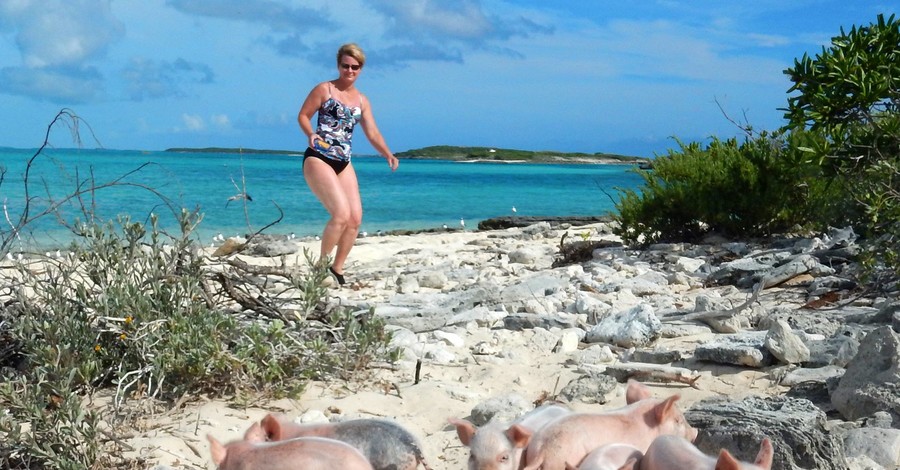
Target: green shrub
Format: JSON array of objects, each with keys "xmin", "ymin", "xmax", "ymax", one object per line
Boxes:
[{"xmin": 614, "ymin": 131, "xmax": 848, "ymax": 245}]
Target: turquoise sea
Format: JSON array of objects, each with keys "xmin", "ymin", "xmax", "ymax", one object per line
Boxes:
[{"xmin": 0, "ymin": 148, "xmax": 645, "ymax": 249}]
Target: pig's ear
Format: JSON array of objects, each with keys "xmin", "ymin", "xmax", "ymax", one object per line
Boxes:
[
  {"xmin": 654, "ymin": 395, "xmax": 681, "ymax": 421},
  {"xmin": 207, "ymin": 435, "xmax": 227, "ymax": 466},
  {"xmin": 754, "ymin": 438, "xmax": 774, "ymax": 469},
  {"xmin": 714, "ymin": 449, "xmax": 741, "ymax": 470},
  {"xmin": 448, "ymin": 418, "xmax": 476, "ymax": 446},
  {"xmin": 619, "ymin": 456, "xmax": 640, "ymax": 470},
  {"xmin": 625, "ymin": 379, "xmax": 652, "ymax": 404},
  {"xmin": 261, "ymin": 413, "xmax": 283, "ymax": 441},
  {"xmin": 243, "ymin": 422, "xmax": 266, "ymax": 442},
  {"xmin": 505, "ymin": 424, "xmax": 532, "ymax": 449}
]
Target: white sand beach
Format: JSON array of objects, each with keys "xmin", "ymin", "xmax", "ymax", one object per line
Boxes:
[{"xmin": 126, "ymin": 222, "xmax": 793, "ymax": 470}]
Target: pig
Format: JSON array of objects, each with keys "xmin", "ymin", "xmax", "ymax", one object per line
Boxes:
[
  {"xmin": 631, "ymin": 435, "xmax": 773, "ymax": 470},
  {"xmin": 522, "ymin": 381, "xmax": 698, "ymax": 470},
  {"xmin": 260, "ymin": 413, "xmax": 432, "ymax": 470},
  {"xmin": 564, "ymin": 444, "xmax": 643, "ymax": 470},
  {"xmin": 207, "ymin": 433, "xmax": 374, "ymax": 470},
  {"xmin": 450, "ymin": 403, "xmax": 571, "ymax": 470},
  {"xmin": 241, "ymin": 421, "xmax": 268, "ymax": 442}
]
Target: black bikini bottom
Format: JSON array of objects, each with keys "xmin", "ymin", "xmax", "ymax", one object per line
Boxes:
[{"xmin": 304, "ymin": 148, "xmax": 349, "ymax": 174}]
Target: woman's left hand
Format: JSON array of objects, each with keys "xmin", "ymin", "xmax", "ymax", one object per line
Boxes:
[{"xmin": 386, "ymin": 155, "xmax": 399, "ymax": 171}]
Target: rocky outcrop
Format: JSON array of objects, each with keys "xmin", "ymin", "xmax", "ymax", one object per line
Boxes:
[
  {"xmin": 831, "ymin": 326, "xmax": 900, "ymax": 425},
  {"xmin": 687, "ymin": 396, "xmax": 847, "ymax": 470},
  {"xmin": 476, "ymin": 215, "xmax": 612, "ymax": 230},
  {"xmin": 227, "ymin": 222, "xmax": 899, "ymax": 470}
]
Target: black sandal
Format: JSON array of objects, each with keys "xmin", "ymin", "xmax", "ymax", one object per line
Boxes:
[{"xmin": 329, "ymin": 266, "xmax": 346, "ymax": 286}]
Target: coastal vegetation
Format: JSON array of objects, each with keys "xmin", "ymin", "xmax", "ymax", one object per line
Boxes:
[{"xmin": 614, "ymin": 13, "xmax": 900, "ymax": 281}]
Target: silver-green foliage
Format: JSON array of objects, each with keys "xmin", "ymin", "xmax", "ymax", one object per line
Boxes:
[
  {"xmin": 0, "ymin": 211, "xmax": 397, "ymax": 468},
  {"xmin": 0, "ymin": 371, "xmax": 106, "ymax": 470}
]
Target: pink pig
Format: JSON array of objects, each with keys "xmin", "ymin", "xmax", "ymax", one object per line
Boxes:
[
  {"xmin": 207, "ymin": 432, "xmax": 374, "ymax": 470},
  {"xmin": 523, "ymin": 381, "xmax": 698, "ymax": 470},
  {"xmin": 564, "ymin": 444, "xmax": 643, "ymax": 470},
  {"xmin": 630, "ymin": 435, "xmax": 773, "ymax": 470},
  {"xmin": 260, "ymin": 413, "xmax": 432, "ymax": 470},
  {"xmin": 450, "ymin": 403, "xmax": 571, "ymax": 470}
]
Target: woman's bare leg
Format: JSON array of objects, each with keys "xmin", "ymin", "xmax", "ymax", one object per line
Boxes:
[
  {"xmin": 330, "ymin": 164, "xmax": 362, "ymax": 273},
  {"xmin": 303, "ymin": 159, "xmax": 362, "ymax": 274}
]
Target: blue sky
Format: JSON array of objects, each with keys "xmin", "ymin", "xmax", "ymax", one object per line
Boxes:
[{"xmin": 0, "ymin": 1, "xmax": 896, "ymax": 158}]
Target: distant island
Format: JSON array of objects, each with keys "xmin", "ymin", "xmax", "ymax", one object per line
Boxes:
[
  {"xmin": 394, "ymin": 146, "xmax": 648, "ymax": 164},
  {"xmin": 165, "ymin": 146, "xmax": 650, "ymax": 165}
]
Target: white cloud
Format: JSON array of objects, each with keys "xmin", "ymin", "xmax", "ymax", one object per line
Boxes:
[
  {"xmin": 0, "ymin": 0, "xmax": 123, "ymax": 102},
  {"xmin": 372, "ymin": 0, "xmax": 493, "ymax": 39},
  {"xmin": 235, "ymin": 111, "xmax": 292, "ymax": 130},
  {"xmin": 211, "ymin": 114, "xmax": 231, "ymax": 129},
  {"xmin": 2, "ymin": 0, "xmax": 123, "ymax": 68},
  {"xmin": 747, "ymin": 33, "xmax": 792, "ymax": 48},
  {"xmin": 122, "ymin": 57, "xmax": 215, "ymax": 101},
  {"xmin": 0, "ymin": 65, "xmax": 102, "ymax": 103},
  {"xmin": 181, "ymin": 113, "xmax": 205, "ymax": 132}
]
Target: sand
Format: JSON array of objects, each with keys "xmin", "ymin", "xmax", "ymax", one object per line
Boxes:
[{"xmin": 125, "ymin": 225, "xmax": 786, "ymax": 469}]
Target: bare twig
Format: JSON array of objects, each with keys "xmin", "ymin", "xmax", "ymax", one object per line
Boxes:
[{"xmin": 714, "ymin": 97, "xmax": 756, "ymax": 137}]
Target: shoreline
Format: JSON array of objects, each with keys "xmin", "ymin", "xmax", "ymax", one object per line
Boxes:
[
  {"xmin": 6, "ymin": 215, "xmax": 616, "ymax": 254},
  {"xmin": 398, "ymin": 156, "xmax": 645, "ymax": 165}
]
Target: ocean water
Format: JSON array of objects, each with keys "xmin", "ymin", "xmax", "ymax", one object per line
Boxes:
[{"xmin": 0, "ymin": 148, "xmax": 645, "ymax": 249}]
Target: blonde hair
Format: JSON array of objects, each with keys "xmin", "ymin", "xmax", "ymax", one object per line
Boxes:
[{"xmin": 337, "ymin": 43, "xmax": 366, "ymax": 67}]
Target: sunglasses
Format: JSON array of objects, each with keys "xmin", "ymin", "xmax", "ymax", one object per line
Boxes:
[{"xmin": 340, "ymin": 63, "xmax": 361, "ymax": 71}]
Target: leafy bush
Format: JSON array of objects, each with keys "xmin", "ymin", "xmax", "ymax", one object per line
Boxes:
[
  {"xmin": 613, "ymin": 131, "xmax": 847, "ymax": 245},
  {"xmin": 784, "ymin": 13, "xmax": 900, "ymax": 276}
]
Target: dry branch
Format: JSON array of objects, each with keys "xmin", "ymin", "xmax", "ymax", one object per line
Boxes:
[
  {"xmin": 213, "ymin": 272, "xmax": 285, "ymax": 321},
  {"xmin": 663, "ymin": 281, "xmax": 763, "ymax": 323}
]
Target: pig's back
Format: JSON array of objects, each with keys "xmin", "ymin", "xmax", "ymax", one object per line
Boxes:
[
  {"xmin": 525, "ymin": 413, "xmax": 622, "ymax": 469},
  {"xmin": 232, "ymin": 437, "xmax": 374, "ymax": 470},
  {"xmin": 292, "ymin": 437, "xmax": 371, "ymax": 470},
  {"xmin": 639, "ymin": 435, "xmax": 713, "ymax": 470},
  {"xmin": 332, "ymin": 419, "xmax": 427, "ymax": 470},
  {"xmin": 515, "ymin": 403, "xmax": 571, "ymax": 432}
]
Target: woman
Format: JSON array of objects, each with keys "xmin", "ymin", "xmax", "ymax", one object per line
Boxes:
[{"xmin": 297, "ymin": 43, "xmax": 399, "ymax": 286}]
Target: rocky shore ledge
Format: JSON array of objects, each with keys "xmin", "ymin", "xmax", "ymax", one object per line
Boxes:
[{"xmin": 142, "ymin": 222, "xmax": 898, "ymax": 469}]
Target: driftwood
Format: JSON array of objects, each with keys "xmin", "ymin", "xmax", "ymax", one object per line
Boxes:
[
  {"xmin": 225, "ymin": 256, "xmax": 295, "ymax": 281},
  {"xmin": 213, "ymin": 272, "xmax": 286, "ymax": 321},
  {"xmin": 625, "ymin": 370, "xmax": 701, "ymax": 388},
  {"xmin": 203, "ymin": 253, "xmax": 314, "ymax": 322},
  {"xmin": 603, "ymin": 363, "xmax": 702, "ymax": 389},
  {"xmin": 663, "ymin": 281, "xmax": 764, "ymax": 323}
]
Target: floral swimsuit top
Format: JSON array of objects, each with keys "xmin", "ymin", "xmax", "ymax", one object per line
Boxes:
[{"xmin": 315, "ymin": 84, "xmax": 362, "ymax": 162}]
